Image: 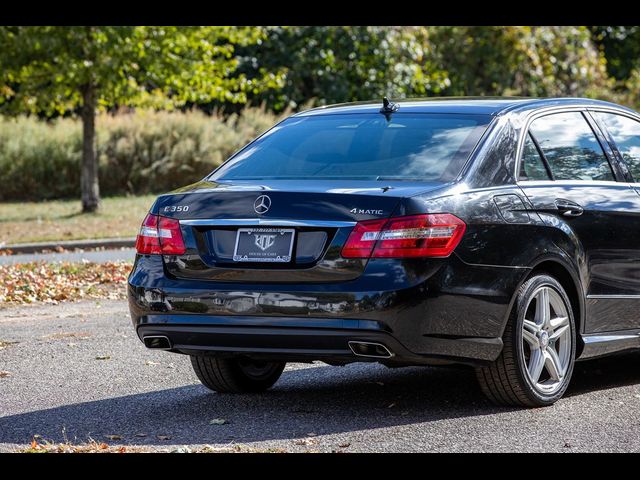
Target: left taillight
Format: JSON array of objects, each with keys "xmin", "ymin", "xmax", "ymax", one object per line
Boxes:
[
  {"xmin": 135, "ymin": 214, "xmax": 186, "ymax": 255},
  {"xmin": 341, "ymin": 213, "xmax": 466, "ymax": 259}
]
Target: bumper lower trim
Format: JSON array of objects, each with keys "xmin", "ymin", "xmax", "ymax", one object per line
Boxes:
[{"xmin": 136, "ymin": 317, "xmax": 503, "ymax": 365}]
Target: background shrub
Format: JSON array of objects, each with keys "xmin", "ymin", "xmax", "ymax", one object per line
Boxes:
[{"xmin": 0, "ymin": 106, "xmax": 286, "ymax": 201}]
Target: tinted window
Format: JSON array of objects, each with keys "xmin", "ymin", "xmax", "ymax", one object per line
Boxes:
[
  {"xmin": 594, "ymin": 112, "xmax": 640, "ymax": 181},
  {"xmin": 210, "ymin": 114, "xmax": 491, "ymax": 182},
  {"xmin": 529, "ymin": 112, "xmax": 614, "ymax": 181},
  {"xmin": 519, "ymin": 133, "xmax": 550, "ymax": 181}
]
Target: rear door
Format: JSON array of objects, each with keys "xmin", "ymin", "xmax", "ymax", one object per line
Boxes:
[{"xmin": 517, "ymin": 110, "xmax": 640, "ymax": 333}]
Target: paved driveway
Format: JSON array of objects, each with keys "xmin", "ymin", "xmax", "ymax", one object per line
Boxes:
[
  {"xmin": 1, "ymin": 300, "xmax": 640, "ymax": 452},
  {"xmin": 0, "ymin": 248, "xmax": 135, "ymax": 266}
]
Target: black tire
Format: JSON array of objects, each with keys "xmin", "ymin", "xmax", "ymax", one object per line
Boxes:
[
  {"xmin": 190, "ymin": 355, "xmax": 286, "ymax": 393},
  {"xmin": 475, "ymin": 274, "xmax": 576, "ymax": 407}
]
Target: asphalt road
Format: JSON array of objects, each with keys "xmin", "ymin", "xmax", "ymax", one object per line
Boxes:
[
  {"xmin": 1, "ymin": 299, "xmax": 640, "ymax": 453},
  {"xmin": 0, "ymin": 248, "xmax": 136, "ymax": 265}
]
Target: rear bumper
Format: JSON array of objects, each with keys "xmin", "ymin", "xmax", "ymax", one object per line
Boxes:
[
  {"xmin": 128, "ymin": 254, "xmax": 525, "ymax": 365},
  {"xmin": 134, "ymin": 314, "xmax": 503, "ymax": 365}
]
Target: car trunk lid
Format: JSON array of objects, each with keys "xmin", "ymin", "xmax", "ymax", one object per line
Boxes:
[{"xmin": 153, "ymin": 179, "xmax": 447, "ymax": 283}]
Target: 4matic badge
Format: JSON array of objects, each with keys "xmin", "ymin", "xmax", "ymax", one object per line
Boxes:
[{"xmin": 350, "ymin": 208, "xmax": 384, "ymax": 215}]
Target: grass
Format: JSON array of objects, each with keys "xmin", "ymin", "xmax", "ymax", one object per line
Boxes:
[{"xmin": 0, "ymin": 195, "xmax": 156, "ymax": 245}]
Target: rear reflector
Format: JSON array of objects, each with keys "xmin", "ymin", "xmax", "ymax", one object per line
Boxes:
[
  {"xmin": 341, "ymin": 214, "xmax": 466, "ymax": 259},
  {"xmin": 135, "ymin": 214, "xmax": 186, "ymax": 255}
]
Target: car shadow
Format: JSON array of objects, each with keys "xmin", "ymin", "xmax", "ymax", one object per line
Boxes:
[
  {"xmin": 1, "ymin": 352, "xmax": 640, "ymax": 447},
  {"xmin": 567, "ymin": 350, "xmax": 640, "ymax": 396}
]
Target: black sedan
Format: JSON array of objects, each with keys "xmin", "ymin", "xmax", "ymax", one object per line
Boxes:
[{"xmin": 128, "ymin": 97, "xmax": 640, "ymax": 407}]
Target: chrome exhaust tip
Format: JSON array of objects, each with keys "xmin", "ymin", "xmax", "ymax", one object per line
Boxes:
[
  {"xmin": 348, "ymin": 341, "xmax": 394, "ymax": 359},
  {"xmin": 143, "ymin": 335, "xmax": 172, "ymax": 350}
]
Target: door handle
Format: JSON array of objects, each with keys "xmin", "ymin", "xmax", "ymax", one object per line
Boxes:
[{"xmin": 555, "ymin": 199, "xmax": 584, "ymax": 217}]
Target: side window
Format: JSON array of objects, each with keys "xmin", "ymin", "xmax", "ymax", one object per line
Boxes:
[
  {"xmin": 519, "ymin": 133, "xmax": 551, "ymax": 181},
  {"xmin": 529, "ymin": 112, "xmax": 615, "ymax": 181},
  {"xmin": 594, "ymin": 112, "xmax": 640, "ymax": 181}
]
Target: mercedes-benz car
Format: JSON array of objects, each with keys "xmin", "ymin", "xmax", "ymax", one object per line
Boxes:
[{"xmin": 128, "ymin": 97, "xmax": 640, "ymax": 407}]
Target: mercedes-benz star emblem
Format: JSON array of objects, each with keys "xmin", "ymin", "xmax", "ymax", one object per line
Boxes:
[{"xmin": 254, "ymin": 195, "xmax": 271, "ymax": 214}]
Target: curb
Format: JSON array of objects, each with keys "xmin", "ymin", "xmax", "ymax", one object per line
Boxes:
[{"xmin": 0, "ymin": 237, "xmax": 136, "ymax": 255}]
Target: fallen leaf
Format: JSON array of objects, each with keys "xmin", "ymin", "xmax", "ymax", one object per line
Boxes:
[
  {"xmin": 99, "ymin": 443, "xmax": 109, "ymax": 449},
  {"xmin": 0, "ymin": 340, "xmax": 18, "ymax": 350},
  {"xmin": 157, "ymin": 435, "xmax": 171, "ymax": 440},
  {"xmin": 294, "ymin": 438, "xmax": 318, "ymax": 446},
  {"xmin": 105, "ymin": 434, "xmax": 122, "ymax": 441},
  {"xmin": 172, "ymin": 447, "xmax": 192, "ymax": 453},
  {"xmin": 0, "ymin": 371, "xmax": 11, "ymax": 378},
  {"xmin": 209, "ymin": 418, "xmax": 229, "ymax": 425},
  {"xmin": 95, "ymin": 355, "xmax": 110, "ymax": 360},
  {"xmin": 43, "ymin": 332, "xmax": 91, "ymax": 340},
  {"xmin": 0, "ymin": 261, "xmax": 131, "ymax": 307}
]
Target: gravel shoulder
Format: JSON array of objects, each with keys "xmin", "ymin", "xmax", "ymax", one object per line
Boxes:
[{"xmin": 1, "ymin": 300, "xmax": 640, "ymax": 453}]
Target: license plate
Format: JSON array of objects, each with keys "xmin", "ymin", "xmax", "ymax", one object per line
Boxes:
[{"xmin": 233, "ymin": 228, "xmax": 295, "ymax": 263}]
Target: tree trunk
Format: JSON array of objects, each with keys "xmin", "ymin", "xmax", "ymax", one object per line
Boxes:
[{"xmin": 80, "ymin": 84, "xmax": 100, "ymax": 213}]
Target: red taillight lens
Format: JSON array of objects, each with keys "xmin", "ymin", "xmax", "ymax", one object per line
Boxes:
[
  {"xmin": 135, "ymin": 214, "xmax": 186, "ymax": 255},
  {"xmin": 135, "ymin": 214, "xmax": 161, "ymax": 255},
  {"xmin": 340, "ymin": 218, "xmax": 387, "ymax": 258},
  {"xmin": 341, "ymin": 214, "xmax": 466, "ymax": 259}
]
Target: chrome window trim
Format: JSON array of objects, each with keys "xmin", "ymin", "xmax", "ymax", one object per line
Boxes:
[{"xmin": 180, "ymin": 218, "xmax": 357, "ymax": 228}]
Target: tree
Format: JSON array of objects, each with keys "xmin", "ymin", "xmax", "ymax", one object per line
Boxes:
[
  {"xmin": 0, "ymin": 26, "xmax": 277, "ymax": 212},
  {"xmin": 429, "ymin": 26, "xmax": 611, "ymax": 98},
  {"xmin": 236, "ymin": 26, "xmax": 450, "ymax": 111},
  {"xmin": 590, "ymin": 26, "xmax": 640, "ymax": 82}
]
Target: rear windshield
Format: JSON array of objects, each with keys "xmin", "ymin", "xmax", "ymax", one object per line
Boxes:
[{"xmin": 209, "ymin": 113, "xmax": 492, "ymax": 182}]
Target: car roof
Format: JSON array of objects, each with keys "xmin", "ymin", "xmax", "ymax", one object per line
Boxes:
[{"xmin": 293, "ymin": 97, "xmax": 636, "ymax": 117}]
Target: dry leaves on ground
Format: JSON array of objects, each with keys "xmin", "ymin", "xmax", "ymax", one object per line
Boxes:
[
  {"xmin": 0, "ymin": 261, "xmax": 132, "ymax": 306},
  {"xmin": 19, "ymin": 438, "xmax": 287, "ymax": 453},
  {"xmin": 23, "ymin": 438, "xmax": 143, "ymax": 453}
]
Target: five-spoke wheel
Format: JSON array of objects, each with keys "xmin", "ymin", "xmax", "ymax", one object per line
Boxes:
[
  {"xmin": 476, "ymin": 274, "xmax": 576, "ymax": 407},
  {"xmin": 521, "ymin": 286, "xmax": 572, "ymax": 395}
]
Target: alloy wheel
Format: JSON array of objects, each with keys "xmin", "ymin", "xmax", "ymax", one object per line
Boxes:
[{"xmin": 521, "ymin": 286, "xmax": 572, "ymax": 395}]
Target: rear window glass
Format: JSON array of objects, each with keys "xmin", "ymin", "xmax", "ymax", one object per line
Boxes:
[{"xmin": 210, "ymin": 113, "xmax": 492, "ymax": 182}]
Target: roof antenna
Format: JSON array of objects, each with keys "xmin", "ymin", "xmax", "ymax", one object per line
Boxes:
[{"xmin": 380, "ymin": 96, "xmax": 399, "ymax": 120}]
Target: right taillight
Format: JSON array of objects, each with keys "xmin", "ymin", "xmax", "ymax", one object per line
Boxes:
[
  {"xmin": 135, "ymin": 213, "xmax": 186, "ymax": 255},
  {"xmin": 341, "ymin": 213, "xmax": 466, "ymax": 259}
]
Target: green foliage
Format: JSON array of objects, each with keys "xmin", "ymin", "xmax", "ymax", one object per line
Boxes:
[
  {"xmin": 237, "ymin": 26, "xmax": 450, "ymax": 111},
  {"xmin": 0, "ymin": 106, "xmax": 285, "ymax": 201},
  {"xmin": 429, "ymin": 26, "xmax": 612, "ymax": 98},
  {"xmin": 590, "ymin": 26, "xmax": 640, "ymax": 81},
  {"xmin": 0, "ymin": 26, "xmax": 281, "ymax": 114}
]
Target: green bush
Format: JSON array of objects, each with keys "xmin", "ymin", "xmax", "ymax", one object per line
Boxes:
[{"xmin": 0, "ymin": 106, "xmax": 285, "ymax": 201}]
